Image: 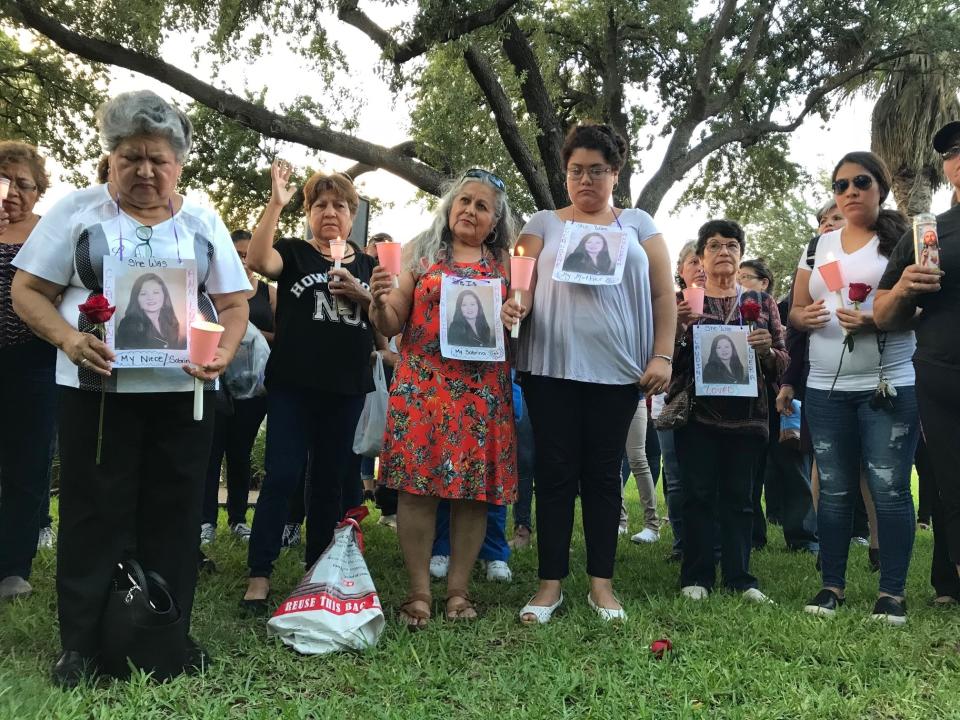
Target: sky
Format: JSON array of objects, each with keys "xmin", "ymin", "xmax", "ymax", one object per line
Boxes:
[{"xmin": 32, "ymin": 5, "xmax": 957, "ymax": 263}]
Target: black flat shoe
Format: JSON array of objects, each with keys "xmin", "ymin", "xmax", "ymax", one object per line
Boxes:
[
  {"xmin": 240, "ymin": 595, "xmax": 270, "ymax": 616},
  {"xmin": 803, "ymin": 588, "xmax": 844, "ymax": 617},
  {"xmin": 51, "ymin": 651, "xmax": 96, "ymax": 689},
  {"xmin": 871, "ymin": 596, "xmax": 907, "ymax": 626}
]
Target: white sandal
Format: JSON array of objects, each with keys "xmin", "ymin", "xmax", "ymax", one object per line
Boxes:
[
  {"xmin": 587, "ymin": 592, "xmax": 627, "ymax": 622},
  {"xmin": 519, "ymin": 593, "xmax": 564, "ymax": 625}
]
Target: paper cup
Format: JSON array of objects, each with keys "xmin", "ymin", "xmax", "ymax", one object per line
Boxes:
[
  {"xmin": 818, "ymin": 260, "xmax": 844, "ymax": 293},
  {"xmin": 0, "ymin": 178, "xmax": 9, "ymax": 201},
  {"xmin": 189, "ymin": 320, "xmax": 225, "ymax": 365},
  {"xmin": 682, "ymin": 286, "xmax": 704, "ymax": 315},
  {"xmin": 510, "ymin": 255, "xmax": 536, "ymax": 292}
]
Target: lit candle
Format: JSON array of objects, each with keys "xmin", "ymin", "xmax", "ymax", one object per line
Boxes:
[{"xmin": 509, "ymin": 246, "xmax": 536, "ymax": 339}]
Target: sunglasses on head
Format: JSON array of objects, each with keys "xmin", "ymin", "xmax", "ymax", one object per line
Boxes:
[
  {"xmin": 832, "ymin": 174, "xmax": 873, "ymax": 195},
  {"xmin": 463, "ymin": 168, "xmax": 506, "ymax": 192}
]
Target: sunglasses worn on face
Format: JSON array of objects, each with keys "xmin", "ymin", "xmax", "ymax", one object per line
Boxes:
[
  {"xmin": 463, "ymin": 168, "xmax": 506, "ymax": 191},
  {"xmin": 832, "ymin": 174, "xmax": 873, "ymax": 195}
]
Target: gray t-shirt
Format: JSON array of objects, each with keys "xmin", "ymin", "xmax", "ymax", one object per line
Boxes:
[{"xmin": 516, "ymin": 209, "xmax": 658, "ymax": 384}]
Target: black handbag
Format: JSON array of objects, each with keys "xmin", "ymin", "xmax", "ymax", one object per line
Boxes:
[{"xmin": 99, "ymin": 559, "xmax": 187, "ymax": 681}]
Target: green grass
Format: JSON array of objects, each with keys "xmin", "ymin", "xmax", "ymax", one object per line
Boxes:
[{"xmin": 2, "ymin": 488, "xmax": 960, "ymax": 720}]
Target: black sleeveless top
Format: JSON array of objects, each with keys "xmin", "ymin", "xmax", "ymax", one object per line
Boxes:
[{"xmin": 248, "ymin": 280, "xmax": 274, "ymax": 334}]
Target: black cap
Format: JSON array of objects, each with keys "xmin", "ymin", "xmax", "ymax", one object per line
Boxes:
[{"xmin": 933, "ymin": 121, "xmax": 960, "ymax": 153}]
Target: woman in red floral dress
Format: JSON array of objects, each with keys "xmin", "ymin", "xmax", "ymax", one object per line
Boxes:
[{"xmin": 370, "ymin": 169, "xmax": 517, "ymax": 627}]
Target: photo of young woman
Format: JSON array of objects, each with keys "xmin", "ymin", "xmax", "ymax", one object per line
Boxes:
[
  {"xmin": 446, "ymin": 288, "xmax": 494, "ymax": 348},
  {"xmin": 115, "ymin": 272, "xmax": 186, "ymax": 350}
]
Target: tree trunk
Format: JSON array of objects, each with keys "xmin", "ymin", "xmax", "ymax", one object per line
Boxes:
[{"xmin": 891, "ymin": 171, "xmax": 934, "ymax": 218}]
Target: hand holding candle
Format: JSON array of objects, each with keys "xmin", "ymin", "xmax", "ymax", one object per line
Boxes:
[
  {"xmin": 817, "ymin": 252, "xmax": 847, "ymax": 332},
  {"xmin": 0, "ymin": 177, "xmax": 9, "ymax": 201},
  {"xmin": 189, "ymin": 320, "xmax": 225, "ymax": 422},
  {"xmin": 682, "ymin": 284, "xmax": 704, "ymax": 316},
  {"xmin": 377, "ymin": 240, "xmax": 402, "ymax": 288},
  {"xmin": 509, "ymin": 247, "xmax": 535, "ymax": 339},
  {"xmin": 329, "ymin": 237, "xmax": 346, "ymax": 268}
]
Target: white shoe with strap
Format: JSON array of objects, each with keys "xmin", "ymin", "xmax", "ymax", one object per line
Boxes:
[{"xmin": 519, "ymin": 593, "xmax": 563, "ymax": 625}]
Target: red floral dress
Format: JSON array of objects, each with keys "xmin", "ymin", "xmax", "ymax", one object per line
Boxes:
[{"xmin": 381, "ymin": 254, "xmax": 517, "ymax": 504}]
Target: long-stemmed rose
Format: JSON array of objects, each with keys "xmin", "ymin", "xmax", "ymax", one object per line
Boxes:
[
  {"xmin": 78, "ymin": 294, "xmax": 116, "ymax": 464},
  {"xmin": 842, "ymin": 283, "xmax": 873, "ymax": 351}
]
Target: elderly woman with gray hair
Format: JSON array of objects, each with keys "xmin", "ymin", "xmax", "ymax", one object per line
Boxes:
[
  {"xmin": 12, "ymin": 90, "xmax": 250, "ymax": 686},
  {"xmin": 369, "ymin": 168, "xmax": 518, "ymax": 628}
]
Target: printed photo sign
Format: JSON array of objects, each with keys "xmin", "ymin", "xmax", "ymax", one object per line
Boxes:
[
  {"xmin": 103, "ymin": 255, "xmax": 198, "ymax": 368},
  {"xmin": 552, "ymin": 221, "xmax": 628, "ymax": 286},
  {"xmin": 693, "ymin": 324, "xmax": 757, "ymax": 398},
  {"xmin": 439, "ymin": 275, "xmax": 505, "ymax": 362}
]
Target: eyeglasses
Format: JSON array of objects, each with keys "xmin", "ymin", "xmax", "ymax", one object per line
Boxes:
[
  {"xmin": 940, "ymin": 145, "xmax": 960, "ymax": 161},
  {"xmin": 738, "ymin": 273, "xmax": 760, "ymax": 281},
  {"xmin": 566, "ymin": 165, "xmax": 613, "ymax": 181},
  {"xmin": 832, "ymin": 174, "xmax": 873, "ymax": 195},
  {"xmin": 0, "ymin": 176, "xmax": 38, "ymax": 192},
  {"xmin": 463, "ymin": 168, "xmax": 506, "ymax": 191},
  {"xmin": 133, "ymin": 225, "xmax": 153, "ymax": 258},
  {"xmin": 704, "ymin": 241, "xmax": 741, "ymax": 255}
]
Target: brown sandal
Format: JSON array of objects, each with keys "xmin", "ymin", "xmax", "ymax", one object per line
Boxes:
[
  {"xmin": 445, "ymin": 589, "xmax": 478, "ymax": 621},
  {"xmin": 398, "ymin": 592, "xmax": 432, "ymax": 630}
]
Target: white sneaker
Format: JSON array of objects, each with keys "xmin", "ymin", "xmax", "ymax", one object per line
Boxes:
[
  {"xmin": 484, "ymin": 560, "xmax": 513, "ymax": 582},
  {"xmin": 429, "ymin": 555, "xmax": 449, "ymax": 579},
  {"xmin": 199, "ymin": 523, "xmax": 216, "ymax": 546},
  {"xmin": 0, "ymin": 576, "xmax": 32, "ymax": 600},
  {"xmin": 681, "ymin": 585, "xmax": 709, "ymax": 600},
  {"xmin": 230, "ymin": 522, "xmax": 252, "ymax": 542},
  {"xmin": 37, "ymin": 526, "xmax": 55, "ymax": 550},
  {"xmin": 742, "ymin": 588, "xmax": 774, "ymax": 604},
  {"xmin": 631, "ymin": 528, "xmax": 660, "ymax": 544}
]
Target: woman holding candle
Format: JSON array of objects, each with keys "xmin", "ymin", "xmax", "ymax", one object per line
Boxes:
[
  {"xmin": 0, "ymin": 141, "xmax": 56, "ymax": 602},
  {"xmin": 11, "ymin": 91, "xmax": 250, "ymax": 685},
  {"xmin": 789, "ymin": 151, "xmax": 917, "ymax": 625},
  {"xmin": 368, "ymin": 168, "xmax": 517, "ymax": 627},
  {"xmin": 242, "ymin": 160, "xmax": 379, "ymax": 613},
  {"xmin": 500, "ymin": 124, "xmax": 676, "ymax": 623},
  {"xmin": 666, "ymin": 219, "xmax": 787, "ymax": 603}
]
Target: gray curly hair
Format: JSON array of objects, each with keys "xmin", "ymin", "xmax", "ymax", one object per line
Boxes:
[
  {"xmin": 404, "ymin": 172, "xmax": 516, "ymax": 274},
  {"xmin": 96, "ymin": 91, "xmax": 194, "ymax": 162}
]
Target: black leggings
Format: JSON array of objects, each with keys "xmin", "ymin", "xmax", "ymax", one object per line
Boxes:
[{"xmin": 522, "ymin": 374, "xmax": 638, "ymax": 580}]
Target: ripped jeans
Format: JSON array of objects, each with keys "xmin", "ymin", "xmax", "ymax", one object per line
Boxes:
[{"xmin": 805, "ymin": 386, "xmax": 919, "ymax": 596}]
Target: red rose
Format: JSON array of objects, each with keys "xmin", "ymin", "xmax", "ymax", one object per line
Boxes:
[
  {"xmin": 848, "ymin": 283, "xmax": 873, "ymax": 304},
  {"xmin": 78, "ymin": 294, "xmax": 116, "ymax": 324},
  {"xmin": 650, "ymin": 638, "xmax": 673, "ymax": 659},
  {"xmin": 740, "ymin": 299, "xmax": 762, "ymax": 323}
]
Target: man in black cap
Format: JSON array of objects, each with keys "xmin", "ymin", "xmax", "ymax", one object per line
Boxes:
[{"xmin": 874, "ymin": 120, "xmax": 960, "ymax": 603}]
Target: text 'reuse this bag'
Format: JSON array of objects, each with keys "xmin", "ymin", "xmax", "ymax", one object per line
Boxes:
[{"xmin": 267, "ymin": 506, "xmax": 385, "ymax": 655}]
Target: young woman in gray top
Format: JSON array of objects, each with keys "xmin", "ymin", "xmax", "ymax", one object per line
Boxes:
[{"xmin": 502, "ymin": 124, "xmax": 677, "ymax": 624}]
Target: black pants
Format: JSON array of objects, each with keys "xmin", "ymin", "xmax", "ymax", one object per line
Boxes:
[
  {"xmin": 0, "ymin": 340, "xmax": 57, "ymax": 581},
  {"xmin": 915, "ymin": 437, "xmax": 935, "ymax": 525},
  {"xmin": 522, "ymin": 375, "xmax": 638, "ymax": 580},
  {"xmin": 202, "ymin": 396, "xmax": 268, "ymax": 527},
  {"xmin": 676, "ymin": 422, "xmax": 763, "ymax": 591},
  {"xmin": 765, "ymin": 442, "xmax": 818, "ymax": 551},
  {"xmin": 56, "ymin": 388, "xmax": 214, "ymax": 655},
  {"xmin": 915, "ymin": 360, "xmax": 960, "ymax": 565}
]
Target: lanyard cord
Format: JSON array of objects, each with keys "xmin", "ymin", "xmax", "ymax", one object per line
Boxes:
[{"xmin": 571, "ymin": 205, "xmax": 624, "ymax": 230}]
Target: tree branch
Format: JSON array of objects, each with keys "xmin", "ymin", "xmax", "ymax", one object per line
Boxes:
[
  {"xmin": 501, "ymin": 16, "xmax": 568, "ymax": 207},
  {"xmin": 337, "ymin": 0, "xmax": 520, "ymax": 65},
  {"xmin": 8, "ymin": 0, "xmax": 448, "ymax": 196},
  {"xmin": 462, "ymin": 44, "xmax": 554, "ymax": 209},
  {"xmin": 343, "ymin": 140, "xmax": 418, "ymax": 179},
  {"xmin": 693, "ymin": 0, "xmax": 738, "ymax": 101},
  {"xmin": 705, "ymin": 0, "xmax": 773, "ymax": 116}
]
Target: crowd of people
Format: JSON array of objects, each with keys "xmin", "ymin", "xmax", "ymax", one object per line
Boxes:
[{"xmin": 1, "ymin": 90, "xmax": 959, "ymax": 687}]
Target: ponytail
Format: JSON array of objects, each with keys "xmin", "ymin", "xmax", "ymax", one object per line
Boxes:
[{"xmin": 873, "ymin": 208, "xmax": 908, "ymax": 258}]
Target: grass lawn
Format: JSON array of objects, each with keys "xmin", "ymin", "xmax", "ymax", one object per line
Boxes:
[{"xmin": 2, "ymin": 488, "xmax": 960, "ymax": 720}]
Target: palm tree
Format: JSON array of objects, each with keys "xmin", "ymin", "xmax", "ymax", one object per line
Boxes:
[{"xmin": 871, "ymin": 53, "xmax": 960, "ymax": 217}]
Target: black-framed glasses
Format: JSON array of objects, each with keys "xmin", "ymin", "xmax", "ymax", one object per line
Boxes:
[
  {"xmin": 940, "ymin": 145, "xmax": 960, "ymax": 162},
  {"xmin": 704, "ymin": 240, "xmax": 741, "ymax": 255},
  {"xmin": 738, "ymin": 273, "xmax": 760, "ymax": 281},
  {"xmin": 463, "ymin": 168, "xmax": 506, "ymax": 191},
  {"xmin": 832, "ymin": 174, "xmax": 873, "ymax": 195},
  {"xmin": 566, "ymin": 165, "xmax": 613, "ymax": 181},
  {"xmin": 0, "ymin": 175, "xmax": 38, "ymax": 192},
  {"xmin": 133, "ymin": 225, "xmax": 153, "ymax": 258}
]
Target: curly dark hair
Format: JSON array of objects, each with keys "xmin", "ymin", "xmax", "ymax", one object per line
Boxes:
[{"xmin": 561, "ymin": 123, "xmax": 628, "ymax": 170}]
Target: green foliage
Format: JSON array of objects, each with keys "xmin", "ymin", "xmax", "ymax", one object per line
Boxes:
[{"xmin": 743, "ymin": 194, "xmax": 819, "ymax": 298}]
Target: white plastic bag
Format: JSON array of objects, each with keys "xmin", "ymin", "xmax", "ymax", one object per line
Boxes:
[
  {"xmin": 352, "ymin": 352, "xmax": 388, "ymax": 457},
  {"xmin": 223, "ymin": 321, "xmax": 269, "ymax": 399},
  {"xmin": 267, "ymin": 508, "xmax": 385, "ymax": 655}
]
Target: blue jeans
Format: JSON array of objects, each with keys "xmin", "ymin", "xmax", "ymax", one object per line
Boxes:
[
  {"xmin": 248, "ymin": 386, "xmax": 364, "ymax": 576},
  {"xmin": 805, "ymin": 386, "xmax": 919, "ymax": 596},
  {"xmin": 657, "ymin": 429, "xmax": 684, "ymax": 552},
  {"xmin": 0, "ymin": 340, "xmax": 57, "ymax": 581},
  {"xmin": 512, "ymin": 393, "xmax": 535, "ymax": 530},
  {"xmin": 433, "ymin": 501, "xmax": 510, "ymax": 562}
]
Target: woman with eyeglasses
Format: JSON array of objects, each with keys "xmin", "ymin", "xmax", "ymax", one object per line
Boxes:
[
  {"xmin": 11, "ymin": 91, "xmax": 250, "ymax": 686},
  {"xmin": 789, "ymin": 151, "xmax": 917, "ymax": 625},
  {"xmin": 664, "ymin": 220, "xmax": 787, "ymax": 604},
  {"xmin": 500, "ymin": 123, "xmax": 676, "ymax": 624},
  {"xmin": 369, "ymin": 168, "xmax": 517, "ymax": 627},
  {"xmin": 0, "ymin": 141, "xmax": 57, "ymax": 603},
  {"xmin": 242, "ymin": 160, "xmax": 382, "ymax": 613}
]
